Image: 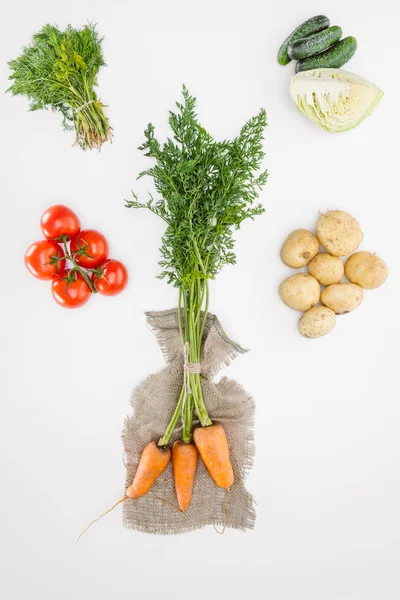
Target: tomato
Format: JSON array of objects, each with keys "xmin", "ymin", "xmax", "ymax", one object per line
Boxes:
[
  {"xmin": 93, "ymin": 260, "xmax": 128, "ymax": 296},
  {"xmin": 70, "ymin": 229, "xmax": 109, "ymax": 268},
  {"xmin": 24, "ymin": 240, "xmax": 65, "ymax": 280},
  {"xmin": 41, "ymin": 205, "xmax": 81, "ymax": 241},
  {"xmin": 51, "ymin": 271, "xmax": 92, "ymax": 309}
]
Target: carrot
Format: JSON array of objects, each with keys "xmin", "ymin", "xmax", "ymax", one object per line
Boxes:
[
  {"xmin": 78, "ymin": 440, "xmax": 172, "ymax": 541},
  {"xmin": 172, "ymin": 440, "xmax": 198, "ymax": 512},
  {"xmin": 126, "ymin": 441, "xmax": 171, "ymax": 499},
  {"xmin": 193, "ymin": 424, "xmax": 234, "ymax": 489}
]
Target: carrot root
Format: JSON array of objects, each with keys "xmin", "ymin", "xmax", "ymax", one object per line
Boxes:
[
  {"xmin": 213, "ymin": 488, "xmax": 230, "ymax": 535},
  {"xmin": 150, "ymin": 491, "xmax": 183, "ymax": 513},
  {"xmin": 77, "ymin": 495, "xmax": 127, "ymax": 543},
  {"xmin": 78, "ymin": 440, "xmax": 172, "ymax": 541}
]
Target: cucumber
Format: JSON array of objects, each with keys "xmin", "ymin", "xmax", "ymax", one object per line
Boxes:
[
  {"xmin": 277, "ymin": 15, "xmax": 330, "ymax": 66},
  {"xmin": 288, "ymin": 26, "xmax": 342, "ymax": 60},
  {"xmin": 296, "ymin": 36, "xmax": 357, "ymax": 72}
]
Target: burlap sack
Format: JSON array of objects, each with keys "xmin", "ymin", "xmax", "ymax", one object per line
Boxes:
[{"xmin": 122, "ymin": 309, "xmax": 255, "ymax": 534}]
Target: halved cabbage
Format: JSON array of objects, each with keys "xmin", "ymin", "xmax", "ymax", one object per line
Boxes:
[{"xmin": 289, "ymin": 68, "xmax": 383, "ymax": 133}]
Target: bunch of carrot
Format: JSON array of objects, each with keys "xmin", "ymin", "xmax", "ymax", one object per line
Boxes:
[
  {"xmin": 122, "ymin": 88, "xmax": 266, "ymax": 517},
  {"xmin": 79, "ymin": 423, "xmax": 233, "ymax": 540},
  {"xmin": 79, "ymin": 88, "xmax": 266, "ymax": 537},
  {"xmin": 127, "ymin": 423, "xmax": 233, "ymax": 511}
]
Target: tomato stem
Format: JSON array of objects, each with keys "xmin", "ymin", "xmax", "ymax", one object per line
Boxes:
[{"xmin": 59, "ymin": 235, "xmax": 97, "ymax": 293}]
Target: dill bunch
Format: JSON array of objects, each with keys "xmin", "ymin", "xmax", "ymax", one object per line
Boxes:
[
  {"xmin": 7, "ymin": 23, "xmax": 112, "ymax": 150},
  {"xmin": 127, "ymin": 87, "xmax": 268, "ymax": 443}
]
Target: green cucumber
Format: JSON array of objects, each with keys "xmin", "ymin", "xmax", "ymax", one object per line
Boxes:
[
  {"xmin": 296, "ymin": 36, "xmax": 357, "ymax": 72},
  {"xmin": 277, "ymin": 15, "xmax": 330, "ymax": 66},
  {"xmin": 288, "ymin": 26, "xmax": 342, "ymax": 60}
]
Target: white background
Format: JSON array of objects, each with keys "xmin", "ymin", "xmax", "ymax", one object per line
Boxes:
[{"xmin": 1, "ymin": 0, "xmax": 399, "ymax": 598}]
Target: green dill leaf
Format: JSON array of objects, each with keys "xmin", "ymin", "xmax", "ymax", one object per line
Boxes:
[{"xmin": 7, "ymin": 23, "xmax": 112, "ymax": 150}]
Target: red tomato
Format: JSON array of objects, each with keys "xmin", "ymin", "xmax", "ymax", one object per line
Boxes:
[
  {"xmin": 51, "ymin": 271, "xmax": 92, "ymax": 309},
  {"xmin": 70, "ymin": 229, "xmax": 109, "ymax": 268},
  {"xmin": 93, "ymin": 260, "xmax": 128, "ymax": 296},
  {"xmin": 41, "ymin": 205, "xmax": 81, "ymax": 241},
  {"xmin": 24, "ymin": 240, "xmax": 65, "ymax": 280}
]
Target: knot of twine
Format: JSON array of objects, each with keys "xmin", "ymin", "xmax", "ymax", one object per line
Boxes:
[
  {"xmin": 183, "ymin": 341, "xmax": 201, "ymax": 397},
  {"xmin": 75, "ymin": 99, "xmax": 96, "ymax": 113}
]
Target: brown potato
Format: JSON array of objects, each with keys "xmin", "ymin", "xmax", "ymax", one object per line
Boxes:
[
  {"xmin": 316, "ymin": 210, "xmax": 363, "ymax": 256},
  {"xmin": 345, "ymin": 251, "xmax": 388, "ymax": 289},
  {"xmin": 321, "ymin": 282, "xmax": 363, "ymax": 314},
  {"xmin": 299, "ymin": 306, "xmax": 336, "ymax": 338},
  {"xmin": 280, "ymin": 229, "xmax": 320, "ymax": 268},
  {"xmin": 279, "ymin": 273, "xmax": 320, "ymax": 311},
  {"xmin": 308, "ymin": 252, "xmax": 344, "ymax": 285}
]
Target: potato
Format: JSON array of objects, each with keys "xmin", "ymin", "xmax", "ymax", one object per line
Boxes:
[
  {"xmin": 299, "ymin": 306, "xmax": 336, "ymax": 338},
  {"xmin": 316, "ymin": 210, "xmax": 363, "ymax": 256},
  {"xmin": 308, "ymin": 252, "xmax": 344, "ymax": 285},
  {"xmin": 344, "ymin": 251, "xmax": 388, "ymax": 289},
  {"xmin": 280, "ymin": 229, "xmax": 320, "ymax": 268},
  {"xmin": 279, "ymin": 273, "xmax": 320, "ymax": 311},
  {"xmin": 321, "ymin": 282, "xmax": 363, "ymax": 314}
]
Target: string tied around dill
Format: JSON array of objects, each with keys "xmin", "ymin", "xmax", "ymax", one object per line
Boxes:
[{"xmin": 75, "ymin": 99, "xmax": 96, "ymax": 113}]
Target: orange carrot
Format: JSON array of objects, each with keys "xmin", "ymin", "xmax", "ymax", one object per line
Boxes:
[
  {"xmin": 78, "ymin": 441, "xmax": 172, "ymax": 541},
  {"xmin": 172, "ymin": 440, "xmax": 198, "ymax": 512},
  {"xmin": 193, "ymin": 424, "xmax": 234, "ymax": 489},
  {"xmin": 126, "ymin": 441, "xmax": 171, "ymax": 499}
]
